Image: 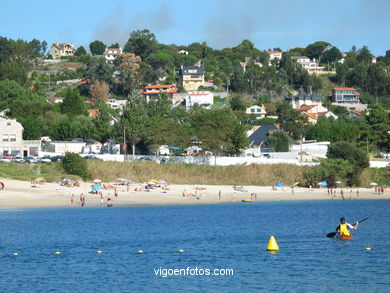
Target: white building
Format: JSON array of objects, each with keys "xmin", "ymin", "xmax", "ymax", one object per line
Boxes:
[
  {"xmin": 246, "ymin": 105, "xmax": 267, "ymax": 119},
  {"xmin": 106, "ymin": 99, "xmax": 127, "ymax": 110},
  {"xmin": 292, "ymin": 56, "xmax": 324, "ymax": 74},
  {"xmin": 185, "ymin": 91, "xmax": 214, "ymax": 110},
  {"xmin": 0, "ymin": 117, "xmax": 23, "ymax": 156},
  {"xmin": 103, "ymin": 47, "xmax": 123, "ymax": 63},
  {"xmin": 286, "ymin": 93, "xmax": 324, "ymax": 109},
  {"xmin": 45, "ymin": 141, "xmax": 86, "ymax": 154},
  {"xmin": 267, "ymin": 51, "xmax": 282, "ymax": 65}
]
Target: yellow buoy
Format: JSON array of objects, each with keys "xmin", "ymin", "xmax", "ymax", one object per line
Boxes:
[
  {"xmin": 12, "ymin": 252, "xmax": 18, "ymax": 256},
  {"xmin": 96, "ymin": 250, "xmax": 102, "ymax": 254},
  {"xmin": 365, "ymin": 247, "xmax": 371, "ymax": 251},
  {"xmin": 137, "ymin": 250, "xmax": 144, "ymax": 254},
  {"xmin": 266, "ymin": 235, "xmax": 280, "ymax": 252},
  {"xmin": 178, "ymin": 249, "xmax": 185, "ymax": 253},
  {"xmin": 55, "ymin": 251, "xmax": 61, "ymax": 255}
]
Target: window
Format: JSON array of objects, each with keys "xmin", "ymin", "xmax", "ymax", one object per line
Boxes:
[
  {"xmin": 251, "ymin": 109, "xmax": 255, "ymax": 113},
  {"xmin": 2, "ymin": 134, "xmax": 9, "ymax": 141},
  {"xmin": 7, "ymin": 122, "xmax": 11, "ymax": 126},
  {"xmin": 257, "ymin": 109, "xmax": 261, "ymax": 112},
  {"xmin": 10, "ymin": 134, "xmax": 16, "ymax": 142}
]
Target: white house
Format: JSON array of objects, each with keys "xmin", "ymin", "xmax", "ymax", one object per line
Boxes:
[
  {"xmin": 178, "ymin": 50, "xmax": 189, "ymax": 55},
  {"xmin": 0, "ymin": 117, "xmax": 23, "ymax": 156},
  {"xmin": 292, "ymin": 56, "xmax": 324, "ymax": 74},
  {"xmin": 106, "ymin": 99, "xmax": 127, "ymax": 110},
  {"xmin": 267, "ymin": 51, "xmax": 282, "ymax": 65},
  {"xmin": 286, "ymin": 93, "xmax": 324, "ymax": 109},
  {"xmin": 246, "ymin": 105, "xmax": 267, "ymax": 119},
  {"xmin": 185, "ymin": 91, "xmax": 214, "ymax": 110},
  {"xmin": 103, "ymin": 47, "xmax": 123, "ymax": 63}
]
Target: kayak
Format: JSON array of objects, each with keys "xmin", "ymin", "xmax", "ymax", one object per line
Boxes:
[
  {"xmin": 337, "ymin": 234, "xmax": 352, "ymax": 240},
  {"xmin": 242, "ymin": 199, "xmax": 252, "ymax": 202}
]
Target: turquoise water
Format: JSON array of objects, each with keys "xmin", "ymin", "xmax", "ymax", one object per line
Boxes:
[{"xmin": 0, "ymin": 200, "xmax": 389, "ymax": 292}]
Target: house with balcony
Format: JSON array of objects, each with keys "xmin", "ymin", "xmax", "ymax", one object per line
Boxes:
[
  {"xmin": 103, "ymin": 47, "xmax": 122, "ymax": 63},
  {"xmin": 140, "ymin": 84, "xmax": 179, "ymax": 103},
  {"xmin": 246, "ymin": 105, "xmax": 267, "ymax": 119},
  {"xmin": 292, "ymin": 56, "xmax": 324, "ymax": 74},
  {"xmin": 50, "ymin": 43, "xmax": 76, "ymax": 59},
  {"xmin": 285, "ymin": 92, "xmax": 324, "ymax": 109},
  {"xmin": 179, "ymin": 66, "xmax": 205, "ymax": 91},
  {"xmin": 332, "ymin": 87, "xmax": 360, "ymax": 104}
]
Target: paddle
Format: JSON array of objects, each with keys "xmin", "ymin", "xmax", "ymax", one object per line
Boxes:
[{"xmin": 326, "ymin": 217, "xmax": 369, "ymax": 238}]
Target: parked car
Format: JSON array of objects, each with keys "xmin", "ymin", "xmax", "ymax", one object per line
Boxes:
[
  {"xmin": 83, "ymin": 155, "xmax": 103, "ymax": 160},
  {"xmin": 0, "ymin": 156, "xmax": 12, "ymax": 163},
  {"xmin": 24, "ymin": 156, "xmax": 38, "ymax": 164},
  {"xmin": 11, "ymin": 156, "xmax": 24, "ymax": 163},
  {"xmin": 50, "ymin": 155, "xmax": 64, "ymax": 162},
  {"xmin": 38, "ymin": 156, "xmax": 52, "ymax": 163}
]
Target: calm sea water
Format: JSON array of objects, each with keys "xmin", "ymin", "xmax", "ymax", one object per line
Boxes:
[{"xmin": 0, "ymin": 200, "xmax": 389, "ymax": 293}]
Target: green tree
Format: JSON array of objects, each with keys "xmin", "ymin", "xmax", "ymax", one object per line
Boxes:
[
  {"xmin": 62, "ymin": 152, "xmax": 91, "ymax": 180},
  {"xmin": 266, "ymin": 131, "xmax": 290, "ymax": 152},
  {"xmin": 228, "ymin": 122, "xmax": 248, "ymax": 156},
  {"xmin": 123, "ymin": 29, "xmax": 157, "ymax": 60},
  {"xmin": 109, "ymin": 43, "xmax": 120, "ymax": 49},
  {"xmin": 120, "ymin": 91, "xmax": 148, "ymax": 155},
  {"xmin": 229, "ymin": 96, "xmax": 245, "ymax": 111},
  {"xmin": 276, "ymin": 103, "xmax": 308, "ymax": 139},
  {"xmin": 85, "ymin": 57, "xmax": 113, "ymax": 84},
  {"xmin": 321, "ymin": 46, "xmax": 342, "ymax": 64},
  {"xmin": 0, "ymin": 62, "xmax": 27, "ymax": 85},
  {"xmin": 305, "ymin": 41, "xmax": 331, "ymax": 60},
  {"xmin": 52, "ymin": 119, "xmax": 77, "ymax": 141},
  {"xmin": 89, "ymin": 40, "xmax": 106, "ymax": 55},
  {"xmin": 61, "ymin": 88, "xmax": 87, "ymax": 116},
  {"xmin": 75, "ymin": 46, "xmax": 87, "ymax": 56},
  {"xmin": 317, "ymin": 158, "xmax": 354, "ymax": 187},
  {"xmin": 327, "ymin": 142, "xmax": 369, "ymax": 186}
]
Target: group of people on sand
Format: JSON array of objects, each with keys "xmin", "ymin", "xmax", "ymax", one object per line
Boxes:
[
  {"xmin": 328, "ymin": 187, "xmax": 360, "ymax": 200},
  {"xmin": 70, "ymin": 190, "xmax": 115, "ymax": 208},
  {"xmin": 374, "ymin": 186, "xmax": 386, "ymax": 194}
]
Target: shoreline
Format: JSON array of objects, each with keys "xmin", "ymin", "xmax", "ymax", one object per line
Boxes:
[{"xmin": 0, "ymin": 178, "xmax": 388, "ymax": 209}]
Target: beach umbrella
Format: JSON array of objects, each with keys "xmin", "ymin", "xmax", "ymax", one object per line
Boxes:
[
  {"xmin": 370, "ymin": 182, "xmax": 378, "ymax": 186},
  {"xmin": 35, "ymin": 177, "xmax": 45, "ymax": 182},
  {"xmin": 275, "ymin": 182, "xmax": 284, "ymax": 187},
  {"xmin": 293, "ymin": 182, "xmax": 300, "ymax": 186},
  {"xmin": 93, "ymin": 179, "xmax": 102, "ymax": 183},
  {"xmin": 63, "ymin": 178, "xmax": 72, "ymax": 182},
  {"xmin": 92, "ymin": 183, "xmax": 102, "ymax": 191},
  {"xmin": 150, "ymin": 179, "xmax": 157, "ymax": 183},
  {"xmin": 335, "ymin": 181, "xmax": 342, "ymax": 184},
  {"xmin": 147, "ymin": 181, "xmax": 156, "ymax": 186},
  {"xmin": 158, "ymin": 179, "xmax": 167, "ymax": 184},
  {"xmin": 117, "ymin": 178, "xmax": 126, "ymax": 181},
  {"xmin": 320, "ymin": 180, "xmax": 328, "ymax": 187}
]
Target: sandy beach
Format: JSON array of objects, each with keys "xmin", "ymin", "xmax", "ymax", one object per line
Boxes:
[{"xmin": 0, "ymin": 178, "xmax": 388, "ymax": 209}]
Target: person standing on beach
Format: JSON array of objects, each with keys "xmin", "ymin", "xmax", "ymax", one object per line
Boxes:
[
  {"xmin": 340, "ymin": 189, "xmax": 345, "ymax": 200},
  {"xmin": 80, "ymin": 193, "xmax": 86, "ymax": 207},
  {"xmin": 70, "ymin": 194, "xmax": 74, "ymax": 207},
  {"xmin": 100, "ymin": 193, "xmax": 104, "ymax": 207},
  {"xmin": 114, "ymin": 188, "xmax": 118, "ymax": 200},
  {"xmin": 218, "ymin": 190, "xmax": 222, "ymax": 200},
  {"xmin": 232, "ymin": 192, "xmax": 236, "ymax": 202},
  {"xmin": 356, "ymin": 188, "xmax": 359, "ymax": 199}
]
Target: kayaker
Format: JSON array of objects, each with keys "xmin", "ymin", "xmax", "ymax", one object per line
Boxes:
[{"xmin": 336, "ymin": 217, "xmax": 358, "ymax": 237}]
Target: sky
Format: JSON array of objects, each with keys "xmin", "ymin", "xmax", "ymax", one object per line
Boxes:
[{"xmin": 0, "ymin": 0, "xmax": 389, "ymax": 56}]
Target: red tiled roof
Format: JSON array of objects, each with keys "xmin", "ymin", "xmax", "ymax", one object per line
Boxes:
[
  {"xmin": 297, "ymin": 105, "xmax": 316, "ymax": 112},
  {"xmin": 144, "ymin": 84, "xmax": 176, "ymax": 89},
  {"xmin": 332, "ymin": 87, "xmax": 356, "ymax": 90},
  {"xmin": 267, "ymin": 51, "xmax": 282, "ymax": 54},
  {"xmin": 87, "ymin": 109, "xmax": 100, "ymax": 117},
  {"xmin": 141, "ymin": 89, "xmax": 178, "ymax": 94}
]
